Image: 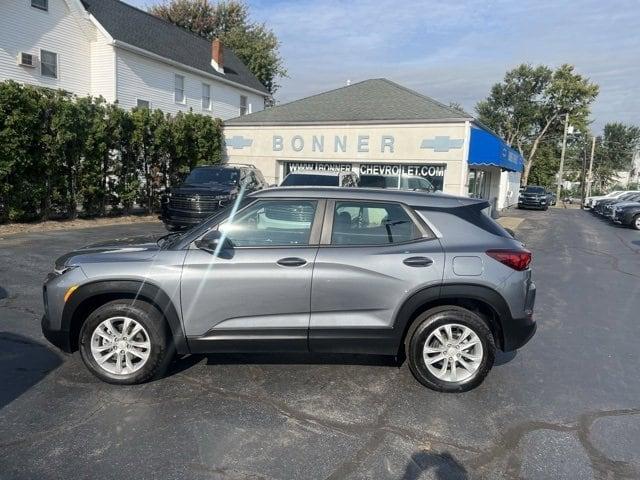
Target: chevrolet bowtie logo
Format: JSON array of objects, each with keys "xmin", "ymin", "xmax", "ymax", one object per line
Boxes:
[
  {"xmin": 420, "ymin": 136, "xmax": 464, "ymax": 152},
  {"xmin": 225, "ymin": 135, "xmax": 253, "ymax": 149}
]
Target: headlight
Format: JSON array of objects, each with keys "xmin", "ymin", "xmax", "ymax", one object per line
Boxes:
[{"xmin": 54, "ymin": 265, "xmax": 78, "ymax": 276}]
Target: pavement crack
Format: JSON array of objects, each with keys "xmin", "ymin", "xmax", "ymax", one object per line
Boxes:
[
  {"xmin": 0, "ymin": 401, "xmax": 107, "ymax": 450},
  {"xmin": 469, "ymin": 407, "xmax": 640, "ymax": 479}
]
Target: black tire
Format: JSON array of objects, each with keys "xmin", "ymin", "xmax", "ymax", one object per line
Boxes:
[
  {"xmin": 79, "ymin": 300, "xmax": 174, "ymax": 384},
  {"xmin": 405, "ymin": 306, "xmax": 496, "ymax": 393},
  {"xmin": 543, "ymin": 205, "xmax": 548, "ymax": 211},
  {"xmin": 632, "ymin": 214, "xmax": 640, "ymax": 231}
]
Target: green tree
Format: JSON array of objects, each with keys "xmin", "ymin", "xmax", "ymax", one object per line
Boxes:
[
  {"xmin": 149, "ymin": 0, "xmax": 286, "ymax": 94},
  {"xmin": 48, "ymin": 91, "xmax": 92, "ymax": 219},
  {"xmin": 476, "ymin": 64, "xmax": 599, "ymax": 185},
  {"xmin": 591, "ymin": 123, "xmax": 640, "ymax": 189},
  {"xmin": 0, "ymin": 81, "xmax": 48, "ymax": 221}
]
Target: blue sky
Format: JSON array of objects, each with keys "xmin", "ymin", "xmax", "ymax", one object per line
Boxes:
[{"xmin": 126, "ymin": 0, "xmax": 639, "ymax": 132}]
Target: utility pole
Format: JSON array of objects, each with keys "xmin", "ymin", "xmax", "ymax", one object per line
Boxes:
[
  {"xmin": 556, "ymin": 113, "xmax": 570, "ymax": 201},
  {"xmin": 586, "ymin": 136, "xmax": 596, "ymax": 198}
]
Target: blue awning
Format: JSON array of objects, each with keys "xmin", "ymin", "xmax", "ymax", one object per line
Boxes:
[{"xmin": 468, "ymin": 127, "xmax": 524, "ymax": 172}]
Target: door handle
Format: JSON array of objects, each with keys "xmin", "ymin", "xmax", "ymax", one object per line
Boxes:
[
  {"xmin": 277, "ymin": 257, "xmax": 307, "ymax": 267},
  {"xmin": 403, "ymin": 256, "xmax": 433, "ymax": 267}
]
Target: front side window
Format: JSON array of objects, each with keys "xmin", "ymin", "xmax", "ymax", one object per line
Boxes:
[
  {"xmin": 40, "ymin": 50, "xmax": 57, "ymax": 78},
  {"xmin": 239, "ymin": 95, "xmax": 248, "ymax": 115},
  {"xmin": 331, "ymin": 201, "xmax": 421, "ymax": 246},
  {"xmin": 202, "ymin": 83, "xmax": 211, "ymax": 110},
  {"xmin": 31, "ymin": 0, "xmax": 48, "ymax": 11},
  {"xmin": 219, "ymin": 200, "xmax": 317, "ymax": 247},
  {"xmin": 174, "ymin": 74, "xmax": 185, "ymax": 103},
  {"xmin": 136, "ymin": 99, "xmax": 150, "ymax": 109}
]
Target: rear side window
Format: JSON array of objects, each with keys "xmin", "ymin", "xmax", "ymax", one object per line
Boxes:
[
  {"xmin": 331, "ymin": 201, "xmax": 422, "ymax": 245},
  {"xmin": 416, "ymin": 203, "xmax": 511, "ymax": 238}
]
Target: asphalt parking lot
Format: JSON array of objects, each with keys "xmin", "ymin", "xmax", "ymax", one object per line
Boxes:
[{"xmin": 1, "ymin": 209, "xmax": 639, "ymax": 480}]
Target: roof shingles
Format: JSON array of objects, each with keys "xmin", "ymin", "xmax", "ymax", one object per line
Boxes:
[
  {"xmin": 82, "ymin": 0, "xmax": 269, "ymax": 95},
  {"xmin": 226, "ymin": 79, "xmax": 471, "ymax": 125}
]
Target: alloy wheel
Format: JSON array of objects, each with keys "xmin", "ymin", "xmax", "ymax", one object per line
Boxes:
[
  {"xmin": 90, "ymin": 316, "xmax": 151, "ymax": 375},
  {"xmin": 423, "ymin": 323, "xmax": 484, "ymax": 383}
]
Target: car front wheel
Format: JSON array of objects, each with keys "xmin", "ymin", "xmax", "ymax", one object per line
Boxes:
[
  {"xmin": 632, "ymin": 214, "xmax": 640, "ymax": 231},
  {"xmin": 406, "ymin": 306, "xmax": 496, "ymax": 392},
  {"xmin": 79, "ymin": 300, "xmax": 173, "ymax": 384}
]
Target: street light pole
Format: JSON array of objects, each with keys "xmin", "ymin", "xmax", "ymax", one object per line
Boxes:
[
  {"xmin": 586, "ymin": 136, "xmax": 596, "ymax": 198},
  {"xmin": 556, "ymin": 113, "xmax": 570, "ymax": 202},
  {"xmin": 580, "ymin": 136, "xmax": 588, "ymax": 210}
]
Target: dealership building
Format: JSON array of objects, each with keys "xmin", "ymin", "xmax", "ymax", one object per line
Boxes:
[{"xmin": 223, "ymin": 79, "xmax": 523, "ymax": 210}]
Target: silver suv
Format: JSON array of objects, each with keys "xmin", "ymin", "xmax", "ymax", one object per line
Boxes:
[{"xmin": 42, "ymin": 188, "xmax": 536, "ymax": 392}]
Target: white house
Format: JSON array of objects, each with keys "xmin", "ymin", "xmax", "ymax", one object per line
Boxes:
[{"xmin": 0, "ymin": 0, "xmax": 269, "ymax": 119}]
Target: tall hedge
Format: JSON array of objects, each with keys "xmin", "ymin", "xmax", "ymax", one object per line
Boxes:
[{"xmin": 0, "ymin": 80, "xmax": 223, "ymax": 222}]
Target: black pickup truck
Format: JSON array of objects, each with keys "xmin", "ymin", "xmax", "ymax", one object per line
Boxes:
[{"xmin": 160, "ymin": 164, "xmax": 268, "ymax": 230}]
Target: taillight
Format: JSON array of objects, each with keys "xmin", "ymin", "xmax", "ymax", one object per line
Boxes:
[{"xmin": 486, "ymin": 249, "xmax": 532, "ymax": 271}]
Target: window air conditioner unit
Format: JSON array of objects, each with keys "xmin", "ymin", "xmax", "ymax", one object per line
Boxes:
[{"xmin": 18, "ymin": 52, "xmax": 37, "ymax": 68}]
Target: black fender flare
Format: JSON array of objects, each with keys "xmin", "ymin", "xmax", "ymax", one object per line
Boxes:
[
  {"xmin": 61, "ymin": 280, "xmax": 188, "ymax": 354},
  {"xmin": 392, "ymin": 283, "xmax": 512, "ymax": 350}
]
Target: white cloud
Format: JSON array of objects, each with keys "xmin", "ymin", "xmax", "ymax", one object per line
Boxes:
[
  {"xmin": 125, "ymin": 0, "xmax": 640, "ymax": 131},
  {"xmin": 248, "ymin": 0, "xmax": 640, "ymax": 132}
]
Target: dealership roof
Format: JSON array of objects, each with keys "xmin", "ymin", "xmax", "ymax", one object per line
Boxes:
[
  {"xmin": 81, "ymin": 0, "xmax": 269, "ymax": 95},
  {"xmin": 225, "ymin": 79, "xmax": 472, "ymax": 125}
]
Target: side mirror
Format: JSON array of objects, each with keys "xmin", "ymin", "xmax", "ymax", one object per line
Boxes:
[
  {"xmin": 504, "ymin": 227, "xmax": 517, "ymax": 239},
  {"xmin": 195, "ymin": 230, "xmax": 230, "ymax": 253}
]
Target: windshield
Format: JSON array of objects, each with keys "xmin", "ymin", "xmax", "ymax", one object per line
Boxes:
[
  {"xmin": 359, "ymin": 175, "xmax": 399, "ymax": 188},
  {"xmin": 184, "ymin": 167, "xmax": 239, "ymax": 186},
  {"xmin": 524, "ymin": 186, "xmax": 545, "ymax": 194},
  {"xmin": 281, "ymin": 174, "xmax": 339, "ymax": 186}
]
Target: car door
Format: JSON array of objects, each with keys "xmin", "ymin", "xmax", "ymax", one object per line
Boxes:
[
  {"xmin": 309, "ymin": 199, "xmax": 444, "ymax": 354},
  {"xmin": 181, "ymin": 197, "xmax": 325, "ymax": 352}
]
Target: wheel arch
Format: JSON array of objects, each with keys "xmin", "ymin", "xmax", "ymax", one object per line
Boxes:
[
  {"xmin": 62, "ymin": 280, "xmax": 188, "ymax": 354},
  {"xmin": 393, "ymin": 284, "xmax": 511, "ymax": 353}
]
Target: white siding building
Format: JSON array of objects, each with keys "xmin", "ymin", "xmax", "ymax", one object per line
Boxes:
[{"xmin": 0, "ymin": 0, "xmax": 269, "ymax": 119}]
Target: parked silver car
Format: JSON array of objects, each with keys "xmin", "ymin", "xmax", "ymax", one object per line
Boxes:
[{"xmin": 42, "ymin": 188, "xmax": 536, "ymax": 392}]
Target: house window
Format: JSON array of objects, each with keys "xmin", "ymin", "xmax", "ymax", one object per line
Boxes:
[
  {"xmin": 174, "ymin": 74, "xmax": 185, "ymax": 103},
  {"xmin": 136, "ymin": 99, "xmax": 150, "ymax": 109},
  {"xmin": 202, "ymin": 83, "xmax": 211, "ymax": 110},
  {"xmin": 40, "ymin": 50, "xmax": 57, "ymax": 78},
  {"xmin": 31, "ymin": 0, "xmax": 48, "ymax": 11},
  {"xmin": 240, "ymin": 95, "xmax": 248, "ymax": 116}
]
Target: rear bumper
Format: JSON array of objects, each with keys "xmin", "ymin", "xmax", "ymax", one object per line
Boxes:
[
  {"xmin": 502, "ymin": 315, "xmax": 537, "ymax": 351},
  {"xmin": 502, "ymin": 280, "xmax": 536, "ymax": 351}
]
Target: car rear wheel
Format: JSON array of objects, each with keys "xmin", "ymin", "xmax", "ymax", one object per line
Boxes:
[
  {"xmin": 79, "ymin": 300, "xmax": 173, "ymax": 384},
  {"xmin": 632, "ymin": 214, "xmax": 640, "ymax": 231},
  {"xmin": 406, "ymin": 306, "xmax": 495, "ymax": 392}
]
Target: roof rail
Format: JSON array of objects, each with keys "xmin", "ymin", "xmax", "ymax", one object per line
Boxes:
[{"xmin": 225, "ymin": 163, "xmax": 257, "ymax": 169}]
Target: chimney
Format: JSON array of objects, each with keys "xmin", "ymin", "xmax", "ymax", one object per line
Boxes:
[{"xmin": 211, "ymin": 39, "xmax": 224, "ymax": 74}]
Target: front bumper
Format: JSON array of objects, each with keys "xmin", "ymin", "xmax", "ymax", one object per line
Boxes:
[
  {"xmin": 41, "ymin": 314, "xmax": 71, "ymax": 352},
  {"xmin": 614, "ymin": 210, "xmax": 637, "ymax": 225},
  {"xmin": 160, "ymin": 207, "xmax": 216, "ymax": 228},
  {"xmin": 518, "ymin": 199, "xmax": 547, "ymax": 209}
]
